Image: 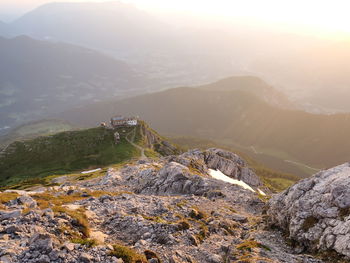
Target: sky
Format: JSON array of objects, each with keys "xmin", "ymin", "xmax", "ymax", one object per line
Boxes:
[{"xmin": 1, "ymin": 0, "xmax": 350, "ymax": 37}]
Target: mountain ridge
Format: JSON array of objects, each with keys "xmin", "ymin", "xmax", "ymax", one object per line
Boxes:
[
  {"xmin": 58, "ymin": 77, "xmax": 350, "ymax": 174},
  {"xmin": 197, "ymin": 76, "xmax": 295, "ymax": 109},
  {"xmin": 0, "ymin": 35, "xmax": 152, "ymax": 132}
]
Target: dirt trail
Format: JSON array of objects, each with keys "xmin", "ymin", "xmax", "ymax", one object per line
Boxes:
[{"xmin": 126, "ymin": 128, "xmax": 146, "ymax": 158}]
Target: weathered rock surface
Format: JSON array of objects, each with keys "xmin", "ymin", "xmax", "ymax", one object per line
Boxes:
[
  {"xmin": 0, "ymin": 148, "xmax": 329, "ymax": 262},
  {"xmin": 170, "ymin": 148, "xmax": 262, "ymax": 187},
  {"xmin": 16, "ymin": 195, "xmax": 37, "ymax": 208},
  {"xmin": 268, "ymin": 162, "xmax": 350, "ymax": 259},
  {"xmin": 132, "ymin": 161, "xmax": 222, "ymax": 196},
  {"xmin": 140, "ymin": 123, "xmax": 179, "ymax": 156}
]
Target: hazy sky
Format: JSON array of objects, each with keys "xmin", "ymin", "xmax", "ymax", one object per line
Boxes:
[{"xmin": 1, "ymin": 0, "xmax": 350, "ymax": 37}]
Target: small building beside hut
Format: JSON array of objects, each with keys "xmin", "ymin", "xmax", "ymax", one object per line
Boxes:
[{"xmin": 114, "ymin": 131, "xmax": 120, "ymax": 144}]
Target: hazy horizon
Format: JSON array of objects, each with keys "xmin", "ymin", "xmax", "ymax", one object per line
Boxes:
[{"xmin": 1, "ymin": 0, "xmax": 350, "ymax": 39}]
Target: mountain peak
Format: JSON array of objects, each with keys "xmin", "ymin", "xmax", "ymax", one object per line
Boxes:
[{"xmin": 198, "ymin": 75, "xmax": 295, "ymax": 109}]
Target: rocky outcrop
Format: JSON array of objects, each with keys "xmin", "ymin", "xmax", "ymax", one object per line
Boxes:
[
  {"xmin": 16, "ymin": 195, "xmax": 37, "ymax": 208},
  {"xmin": 140, "ymin": 122, "xmax": 179, "ymax": 156},
  {"xmin": 0, "ymin": 148, "xmax": 327, "ymax": 263},
  {"xmin": 268, "ymin": 162, "xmax": 350, "ymax": 259},
  {"xmin": 170, "ymin": 148, "xmax": 262, "ymax": 187},
  {"xmin": 132, "ymin": 161, "xmax": 221, "ymax": 196},
  {"xmin": 118, "ymin": 148, "xmax": 263, "ymax": 197}
]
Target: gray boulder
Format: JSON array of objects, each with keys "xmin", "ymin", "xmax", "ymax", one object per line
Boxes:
[
  {"xmin": 17, "ymin": 195, "xmax": 37, "ymax": 208},
  {"xmin": 0, "ymin": 210, "xmax": 21, "ymax": 220},
  {"xmin": 29, "ymin": 233, "xmax": 55, "ymax": 253},
  {"xmin": 268, "ymin": 162, "xmax": 350, "ymax": 258}
]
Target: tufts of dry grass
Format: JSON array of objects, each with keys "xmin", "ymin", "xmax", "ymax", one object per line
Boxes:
[
  {"xmin": 53, "ymin": 206, "xmax": 90, "ymax": 238},
  {"xmin": 109, "ymin": 244, "xmax": 147, "ymax": 263}
]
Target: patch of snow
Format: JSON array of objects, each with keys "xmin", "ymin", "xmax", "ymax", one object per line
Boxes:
[
  {"xmin": 4, "ymin": 189, "xmax": 45, "ymax": 195},
  {"xmin": 208, "ymin": 169, "xmax": 255, "ymax": 192},
  {"xmin": 62, "ymin": 204, "xmax": 81, "ymax": 210},
  {"xmin": 257, "ymin": 188, "xmax": 266, "ymax": 196},
  {"xmin": 81, "ymin": 168, "xmax": 102, "ymax": 174}
]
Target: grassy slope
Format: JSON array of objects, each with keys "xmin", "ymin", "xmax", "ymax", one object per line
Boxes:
[{"xmin": 0, "ymin": 126, "xmax": 140, "ymax": 186}]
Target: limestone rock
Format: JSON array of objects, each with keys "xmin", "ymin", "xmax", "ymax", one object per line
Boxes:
[
  {"xmin": 170, "ymin": 148, "xmax": 262, "ymax": 187},
  {"xmin": 268, "ymin": 162, "xmax": 350, "ymax": 258},
  {"xmin": 135, "ymin": 162, "xmax": 218, "ymax": 196},
  {"xmin": 100, "ymin": 168, "xmax": 122, "ymax": 185},
  {"xmin": 29, "ymin": 233, "xmax": 54, "ymax": 253},
  {"xmin": 0, "ymin": 210, "xmax": 21, "ymax": 220},
  {"xmin": 17, "ymin": 195, "xmax": 37, "ymax": 208}
]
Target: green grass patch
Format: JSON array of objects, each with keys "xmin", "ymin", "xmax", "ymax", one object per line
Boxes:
[
  {"xmin": 237, "ymin": 240, "xmax": 271, "ymax": 252},
  {"xmin": 262, "ymin": 177, "xmax": 295, "ymax": 192},
  {"xmin": 144, "ymin": 149, "xmax": 160, "ymax": 158},
  {"xmin": 71, "ymin": 238, "xmax": 97, "ymax": 248},
  {"xmin": 0, "ymin": 127, "xmax": 140, "ymax": 187}
]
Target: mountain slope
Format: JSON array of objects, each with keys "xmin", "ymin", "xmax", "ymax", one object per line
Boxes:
[
  {"xmin": 0, "ymin": 122, "xmax": 177, "ymax": 187},
  {"xmin": 59, "ymin": 78, "xmax": 350, "ymax": 173},
  {"xmin": 0, "ymin": 147, "xmax": 328, "ymax": 263},
  {"xmin": 197, "ymin": 76, "xmax": 295, "ymax": 109},
  {"xmin": 0, "ymin": 36, "xmax": 150, "ymax": 132}
]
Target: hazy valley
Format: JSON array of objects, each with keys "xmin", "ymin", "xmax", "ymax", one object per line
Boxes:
[
  {"xmin": 0, "ymin": 35, "xmax": 153, "ymax": 132},
  {"xmin": 1, "ymin": 2, "xmax": 350, "ymax": 114}
]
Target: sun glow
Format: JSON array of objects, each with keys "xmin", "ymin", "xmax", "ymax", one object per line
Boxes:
[
  {"xmin": 2, "ymin": 0, "xmax": 350, "ymax": 37},
  {"xmin": 123, "ymin": 0, "xmax": 350, "ymax": 37}
]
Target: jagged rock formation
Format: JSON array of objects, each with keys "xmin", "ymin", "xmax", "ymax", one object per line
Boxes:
[
  {"xmin": 169, "ymin": 148, "xmax": 262, "ymax": 187},
  {"xmin": 139, "ymin": 122, "xmax": 179, "ymax": 156},
  {"xmin": 0, "ymin": 149, "xmax": 327, "ymax": 263},
  {"xmin": 268, "ymin": 162, "xmax": 350, "ymax": 260}
]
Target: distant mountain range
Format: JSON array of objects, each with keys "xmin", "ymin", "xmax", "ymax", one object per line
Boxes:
[
  {"xmin": 1, "ymin": 2, "xmax": 349, "ymax": 113},
  {"xmin": 0, "ymin": 2, "xmax": 260, "ymax": 87},
  {"xmin": 58, "ymin": 76, "xmax": 350, "ymax": 176},
  {"xmin": 9, "ymin": 2, "xmax": 167, "ymax": 52},
  {"xmin": 0, "ymin": 36, "xmax": 153, "ymax": 132}
]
